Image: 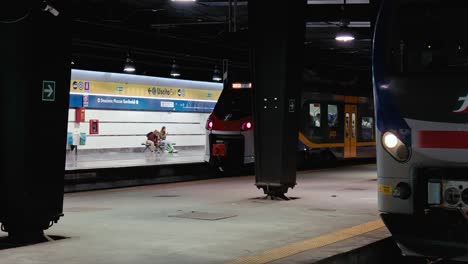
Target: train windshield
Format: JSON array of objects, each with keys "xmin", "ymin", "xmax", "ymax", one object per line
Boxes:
[
  {"xmin": 212, "ymin": 88, "xmax": 252, "ymax": 119},
  {"xmin": 383, "ymin": 2, "xmax": 468, "ymax": 123},
  {"xmin": 391, "ymin": 4, "xmax": 468, "ymax": 74}
]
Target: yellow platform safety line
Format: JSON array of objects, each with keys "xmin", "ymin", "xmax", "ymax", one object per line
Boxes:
[{"xmin": 226, "ymin": 219, "xmax": 385, "ymax": 264}]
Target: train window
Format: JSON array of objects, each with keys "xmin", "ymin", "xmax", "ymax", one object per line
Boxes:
[
  {"xmin": 351, "ymin": 113, "xmax": 356, "ymax": 138},
  {"xmin": 328, "ymin": 105, "xmax": 338, "ymax": 128},
  {"xmin": 213, "ymin": 88, "xmax": 252, "ymax": 119},
  {"xmin": 360, "ymin": 117, "xmax": 374, "ymax": 142},
  {"xmin": 345, "ymin": 113, "xmax": 350, "ymax": 138},
  {"xmin": 309, "ymin": 104, "xmax": 321, "ymax": 127}
]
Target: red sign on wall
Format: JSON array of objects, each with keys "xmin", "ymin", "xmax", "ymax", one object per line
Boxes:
[{"xmin": 89, "ymin": 119, "xmax": 99, "ymax": 135}]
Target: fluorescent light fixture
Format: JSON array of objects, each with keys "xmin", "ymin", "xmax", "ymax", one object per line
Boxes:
[
  {"xmin": 335, "ymin": 27, "xmax": 355, "ymax": 42},
  {"xmin": 170, "ymin": 61, "xmax": 180, "ymax": 77},
  {"xmin": 171, "ymin": 0, "xmax": 196, "ymax": 2},
  {"xmin": 123, "ymin": 56, "xmax": 136, "ymax": 73},
  {"xmin": 336, "ymin": 35, "xmax": 355, "ymax": 42},
  {"xmin": 308, "ymin": 0, "xmax": 369, "ymax": 4},
  {"xmin": 307, "ymin": 21, "xmax": 370, "ymax": 28},
  {"xmin": 232, "ymin": 82, "xmax": 252, "ymax": 89},
  {"xmin": 41, "ymin": 1, "xmax": 60, "ymax": 16},
  {"xmin": 212, "ymin": 66, "xmax": 222, "ymax": 82}
]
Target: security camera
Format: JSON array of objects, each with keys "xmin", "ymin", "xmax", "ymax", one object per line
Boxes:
[{"xmin": 41, "ymin": 1, "xmax": 60, "ymax": 16}]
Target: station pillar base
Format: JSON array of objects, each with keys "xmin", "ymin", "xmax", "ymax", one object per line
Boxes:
[
  {"xmin": 7, "ymin": 230, "xmax": 47, "ymax": 244},
  {"xmin": 257, "ymin": 184, "xmax": 293, "ymax": 200}
]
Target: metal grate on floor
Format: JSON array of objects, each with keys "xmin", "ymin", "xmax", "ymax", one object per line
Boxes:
[{"xmin": 169, "ymin": 211, "xmax": 237, "ymax": 221}]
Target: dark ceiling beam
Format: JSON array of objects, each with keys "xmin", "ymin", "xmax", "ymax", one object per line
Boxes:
[
  {"xmin": 72, "ymin": 39, "xmax": 248, "ymax": 67},
  {"xmin": 150, "ymin": 21, "xmax": 226, "ymax": 28},
  {"xmin": 306, "ymin": 4, "xmax": 372, "ymax": 22},
  {"xmin": 72, "ymin": 20, "xmax": 249, "ymax": 62},
  {"xmin": 197, "ymin": 0, "xmax": 248, "ymax": 6}
]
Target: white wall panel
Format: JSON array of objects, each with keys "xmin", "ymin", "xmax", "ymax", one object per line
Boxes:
[
  {"xmin": 77, "ymin": 135, "xmax": 206, "ymax": 149},
  {"xmin": 83, "ymin": 109, "xmax": 208, "ymax": 123},
  {"xmin": 88, "ymin": 123, "xmax": 203, "ymax": 136},
  {"xmin": 67, "ymin": 109, "xmax": 210, "ymax": 149}
]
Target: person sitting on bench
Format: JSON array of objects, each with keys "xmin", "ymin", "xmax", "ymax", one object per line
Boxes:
[
  {"xmin": 159, "ymin": 126, "xmax": 178, "ymax": 153},
  {"xmin": 146, "ymin": 129, "xmax": 160, "ymax": 153}
]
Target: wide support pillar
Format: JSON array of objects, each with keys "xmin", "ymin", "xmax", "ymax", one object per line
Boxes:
[
  {"xmin": 0, "ymin": 1, "xmax": 70, "ymax": 242},
  {"xmin": 249, "ymin": 0, "xmax": 306, "ymax": 197}
]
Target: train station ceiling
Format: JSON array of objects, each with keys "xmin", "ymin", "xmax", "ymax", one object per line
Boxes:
[{"xmin": 71, "ymin": 0, "xmax": 380, "ymax": 96}]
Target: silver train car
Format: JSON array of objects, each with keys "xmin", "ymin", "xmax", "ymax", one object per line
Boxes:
[{"xmin": 373, "ymin": 0, "xmax": 468, "ymax": 261}]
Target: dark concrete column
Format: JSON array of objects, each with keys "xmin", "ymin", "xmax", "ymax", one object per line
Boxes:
[
  {"xmin": 249, "ymin": 1, "xmax": 306, "ymax": 197},
  {"xmin": 0, "ymin": 1, "xmax": 70, "ymax": 241}
]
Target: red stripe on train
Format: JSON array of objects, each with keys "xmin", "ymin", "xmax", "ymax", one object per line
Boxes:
[
  {"xmin": 418, "ymin": 131, "xmax": 468, "ymax": 149},
  {"xmin": 209, "ymin": 114, "xmax": 252, "ymax": 131}
]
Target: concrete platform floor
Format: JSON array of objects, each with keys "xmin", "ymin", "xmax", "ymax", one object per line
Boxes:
[
  {"xmin": 0, "ymin": 163, "xmax": 387, "ymax": 264},
  {"xmin": 65, "ymin": 146, "xmax": 205, "ymax": 171}
]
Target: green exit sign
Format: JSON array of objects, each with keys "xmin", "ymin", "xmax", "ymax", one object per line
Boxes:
[{"xmin": 42, "ymin": 80, "xmax": 56, "ymax": 102}]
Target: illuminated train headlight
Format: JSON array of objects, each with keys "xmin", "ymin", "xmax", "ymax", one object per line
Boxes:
[
  {"xmin": 383, "ymin": 133, "xmax": 398, "ymax": 148},
  {"xmin": 382, "ymin": 132, "xmax": 411, "ymax": 162}
]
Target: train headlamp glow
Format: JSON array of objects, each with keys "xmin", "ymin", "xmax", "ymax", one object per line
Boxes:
[
  {"xmin": 383, "ymin": 133, "xmax": 398, "ymax": 149},
  {"xmin": 382, "ymin": 132, "xmax": 411, "ymax": 162}
]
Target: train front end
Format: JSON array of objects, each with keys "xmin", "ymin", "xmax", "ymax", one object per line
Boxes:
[
  {"xmin": 204, "ymin": 83, "xmax": 254, "ymax": 170},
  {"xmin": 374, "ymin": 0, "xmax": 468, "ymax": 260}
]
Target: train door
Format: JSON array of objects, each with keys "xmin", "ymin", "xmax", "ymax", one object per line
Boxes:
[{"xmin": 344, "ymin": 104, "xmax": 357, "ymax": 158}]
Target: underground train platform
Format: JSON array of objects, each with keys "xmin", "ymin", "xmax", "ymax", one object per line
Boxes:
[
  {"xmin": 3, "ymin": 0, "xmax": 467, "ymax": 263},
  {"xmin": 1, "ymin": 164, "xmax": 409, "ymax": 264}
]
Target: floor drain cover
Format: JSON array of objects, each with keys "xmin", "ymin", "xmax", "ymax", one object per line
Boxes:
[
  {"xmin": 169, "ymin": 211, "xmax": 237, "ymax": 221},
  {"xmin": 64, "ymin": 207, "xmax": 112, "ymax": 212},
  {"xmin": 153, "ymin": 195, "xmax": 180, "ymax": 198},
  {"xmin": 0, "ymin": 235, "xmax": 69, "ymax": 250}
]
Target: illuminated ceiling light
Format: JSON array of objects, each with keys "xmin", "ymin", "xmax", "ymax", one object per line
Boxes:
[
  {"xmin": 123, "ymin": 54, "xmax": 136, "ymax": 73},
  {"xmin": 335, "ymin": 26, "xmax": 355, "ymax": 42},
  {"xmin": 123, "ymin": 57, "xmax": 136, "ymax": 73},
  {"xmin": 41, "ymin": 1, "xmax": 60, "ymax": 16},
  {"xmin": 170, "ymin": 60, "xmax": 181, "ymax": 77},
  {"xmin": 71, "ymin": 60, "xmax": 75, "ymax": 65},
  {"xmin": 335, "ymin": 2, "xmax": 354, "ymax": 42},
  {"xmin": 171, "ymin": 0, "xmax": 196, "ymax": 2},
  {"xmin": 212, "ymin": 66, "xmax": 222, "ymax": 82}
]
